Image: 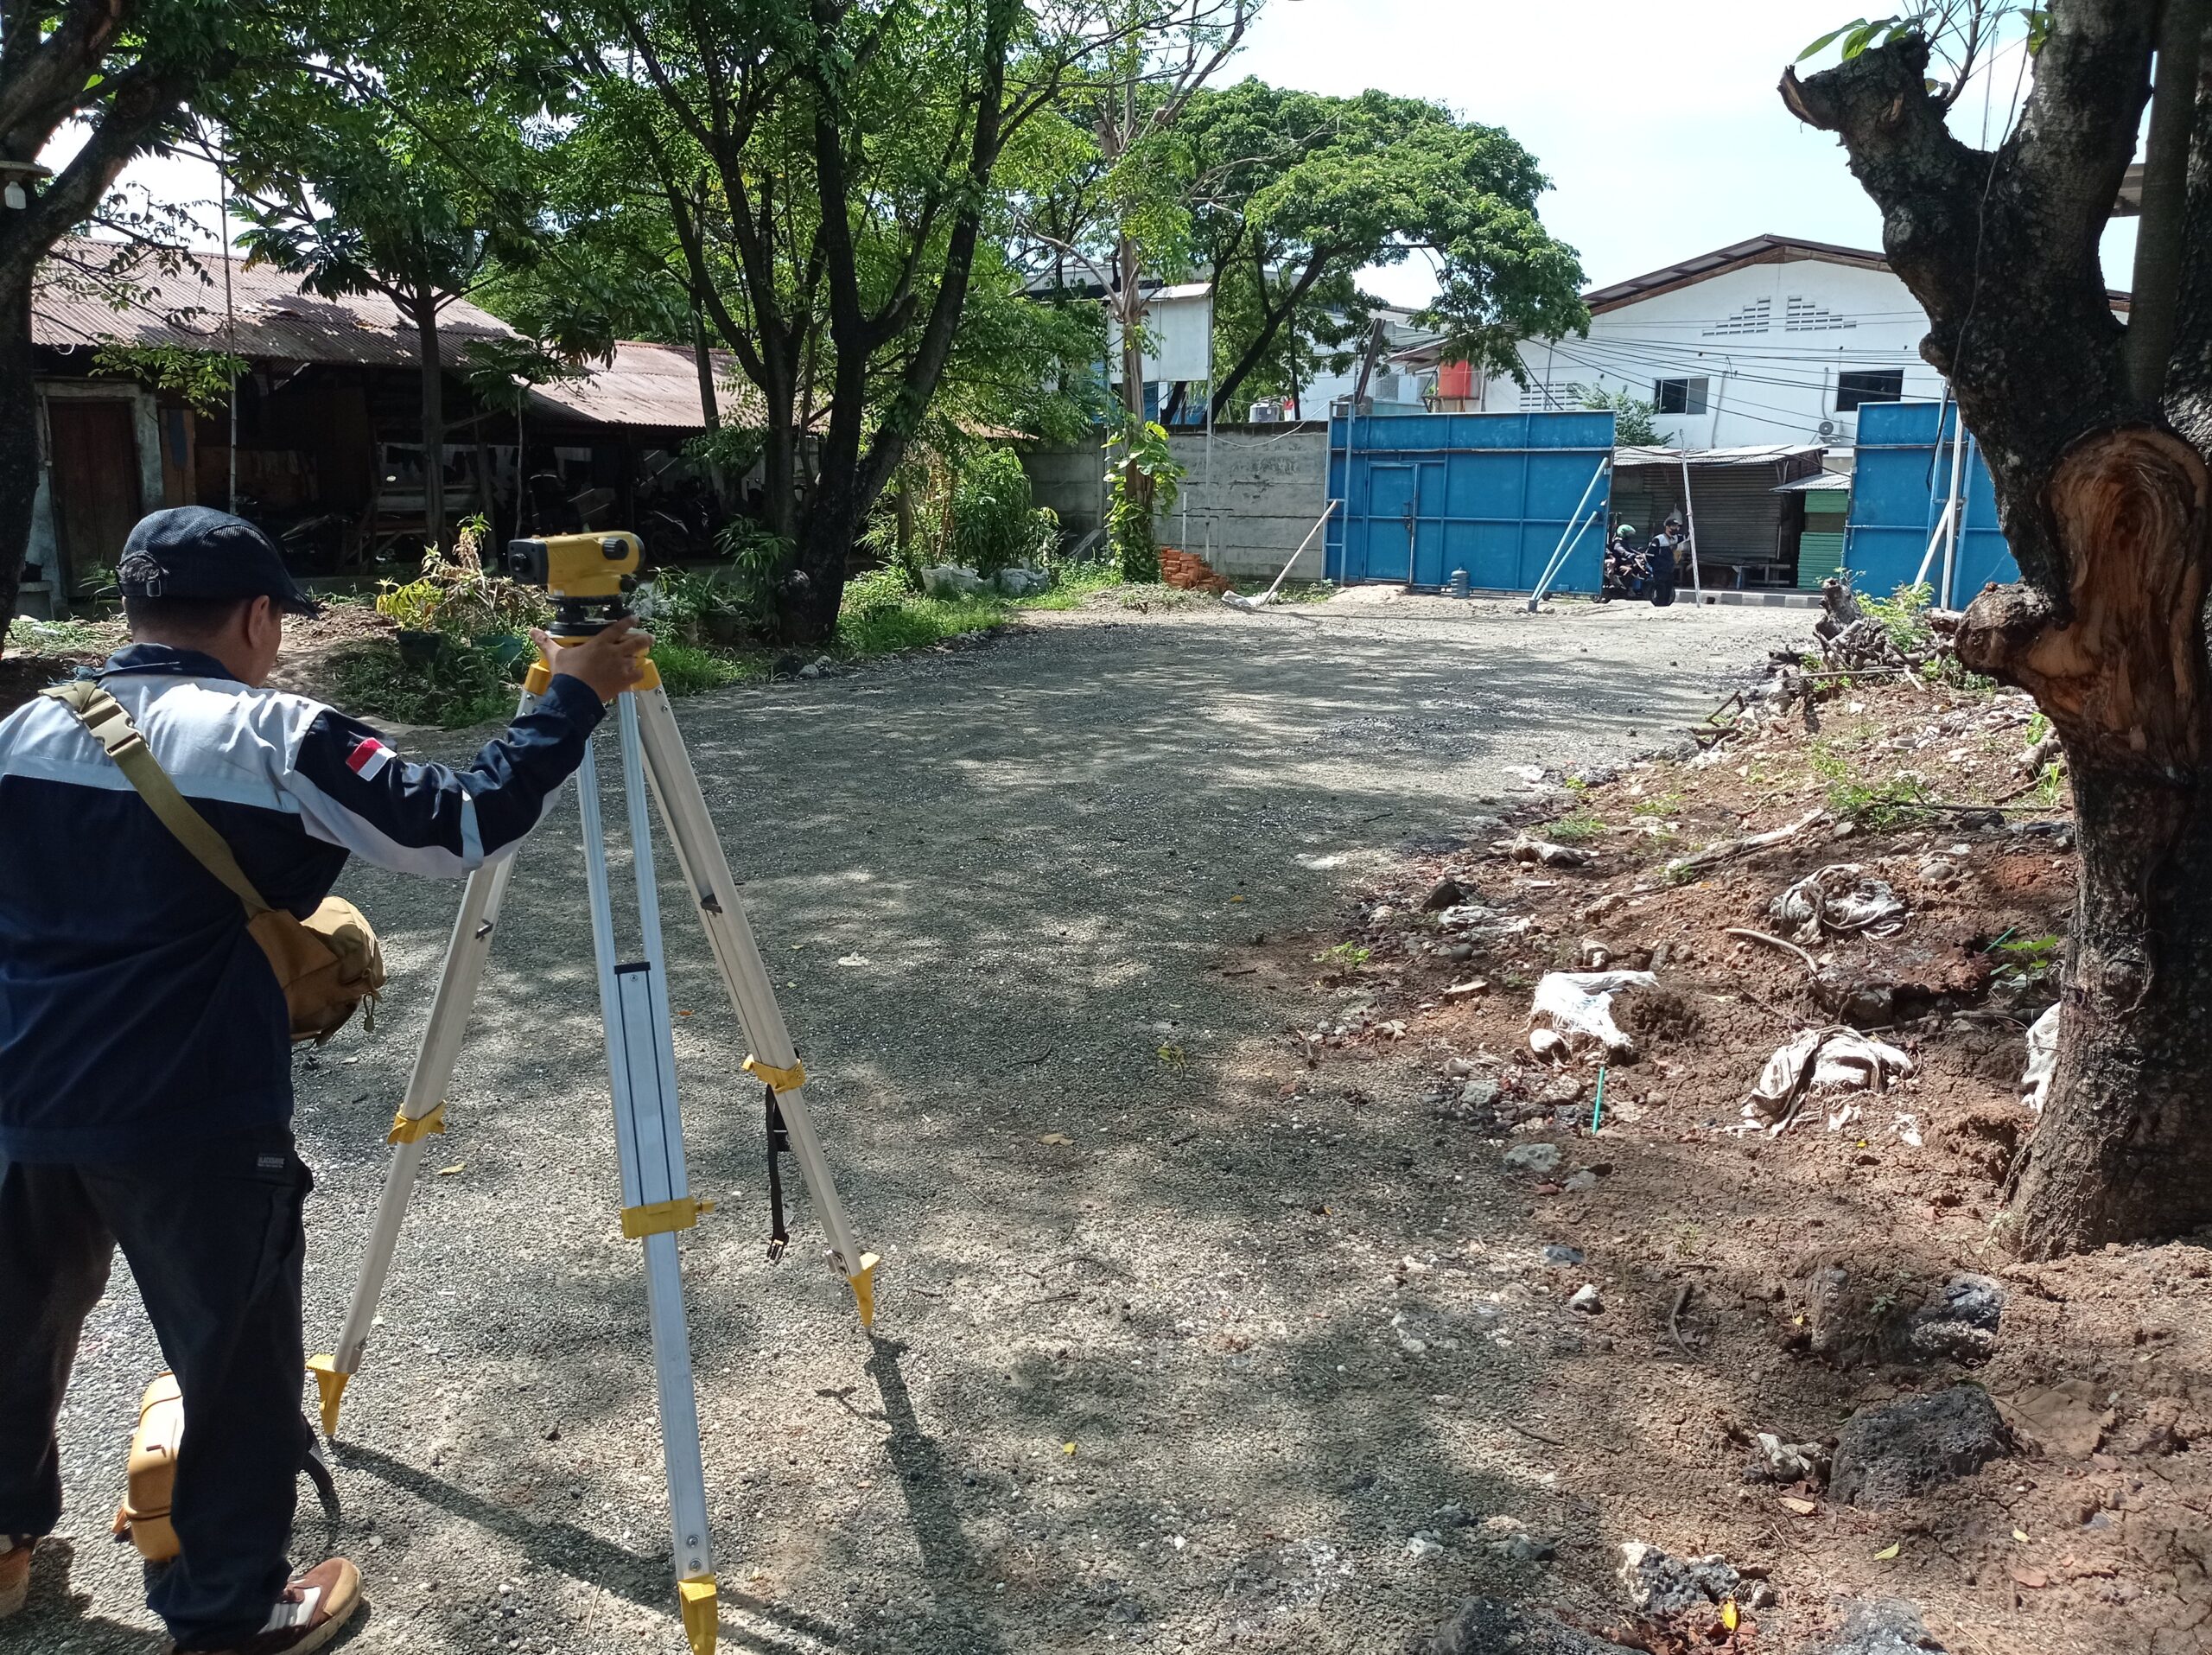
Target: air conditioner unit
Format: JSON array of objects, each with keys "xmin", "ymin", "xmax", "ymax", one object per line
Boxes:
[{"xmin": 1817, "ymin": 418, "xmax": 1838, "ymax": 438}]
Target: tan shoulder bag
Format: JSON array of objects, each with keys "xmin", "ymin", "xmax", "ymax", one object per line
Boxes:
[{"xmin": 43, "ymin": 679, "xmax": 385, "ymax": 1045}]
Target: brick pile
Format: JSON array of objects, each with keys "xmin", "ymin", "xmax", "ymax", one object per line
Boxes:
[{"xmin": 1159, "ymin": 547, "xmax": 1234, "ymax": 594}]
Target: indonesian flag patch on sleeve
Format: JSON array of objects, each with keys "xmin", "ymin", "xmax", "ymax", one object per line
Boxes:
[{"xmin": 346, "ymin": 736, "xmax": 394, "ymax": 781}]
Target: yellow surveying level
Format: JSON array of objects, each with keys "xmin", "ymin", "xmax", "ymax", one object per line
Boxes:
[
  {"xmin": 503, "ymin": 531, "xmax": 641, "ymax": 598},
  {"xmin": 310, "ymin": 535, "xmax": 877, "ymax": 1655}
]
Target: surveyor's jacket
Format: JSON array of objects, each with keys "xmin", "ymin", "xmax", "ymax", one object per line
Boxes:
[{"xmin": 0, "ymin": 644, "xmax": 605, "ymax": 1163}]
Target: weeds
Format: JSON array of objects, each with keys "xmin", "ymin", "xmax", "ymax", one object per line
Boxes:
[
  {"xmin": 1541, "ymin": 808, "xmax": 1606, "ymax": 843},
  {"xmin": 1313, "ymin": 942, "xmax": 1371, "ymax": 969},
  {"xmin": 6, "ymin": 615, "xmax": 119, "ymax": 654},
  {"xmin": 1811, "ymin": 743, "xmax": 1933, "ymax": 828},
  {"xmin": 329, "ymin": 640, "xmax": 513, "ymax": 729},
  {"xmin": 651, "ymin": 643, "xmax": 758, "ymax": 696}
]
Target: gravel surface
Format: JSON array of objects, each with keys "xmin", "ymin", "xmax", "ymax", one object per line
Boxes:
[{"xmin": 31, "ymin": 593, "xmax": 1805, "ymax": 1655}]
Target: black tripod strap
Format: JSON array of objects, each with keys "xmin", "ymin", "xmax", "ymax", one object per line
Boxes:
[{"xmin": 765, "ymin": 1084, "xmax": 790, "ymax": 1261}]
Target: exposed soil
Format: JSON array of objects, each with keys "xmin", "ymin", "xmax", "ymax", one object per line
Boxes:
[
  {"xmin": 1271, "ymin": 668, "xmax": 2212, "ymax": 1652},
  {"xmin": 1, "ymin": 604, "xmax": 394, "ymax": 717},
  {"xmin": 18, "ymin": 595, "xmax": 2208, "ymax": 1655}
]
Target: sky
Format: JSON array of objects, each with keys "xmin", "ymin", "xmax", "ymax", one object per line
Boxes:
[
  {"xmin": 74, "ymin": 0, "xmax": 2139, "ymax": 299},
  {"xmin": 1233, "ymin": 0, "xmax": 2140, "ymax": 304}
]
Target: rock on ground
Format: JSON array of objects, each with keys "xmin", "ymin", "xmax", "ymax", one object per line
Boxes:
[
  {"xmin": 1424, "ymin": 1596, "xmax": 1641, "ymax": 1655},
  {"xmin": 1808, "ymin": 1598, "xmax": 1948, "ymax": 1654},
  {"xmin": 1908, "ymin": 1273, "xmax": 2004, "ymax": 1365},
  {"xmin": 1828, "ymin": 1385, "xmax": 2011, "ymax": 1508},
  {"xmin": 1617, "ymin": 1540, "xmax": 1738, "ymax": 1614}
]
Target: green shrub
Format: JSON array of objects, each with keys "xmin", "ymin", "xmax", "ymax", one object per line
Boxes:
[
  {"xmin": 650, "ymin": 642, "xmax": 755, "ymax": 696},
  {"xmin": 374, "ymin": 521, "xmax": 550, "ymax": 641},
  {"xmin": 837, "ymin": 584, "xmax": 1007, "ymax": 655},
  {"xmin": 950, "ymin": 445, "xmax": 1040, "ymax": 576},
  {"xmin": 330, "ymin": 639, "xmax": 514, "ymax": 729}
]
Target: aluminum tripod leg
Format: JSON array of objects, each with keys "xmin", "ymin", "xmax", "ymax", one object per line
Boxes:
[
  {"xmin": 579, "ymin": 698, "xmax": 717, "ymax": 1655},
  {"xmin": 310, "ymin": 691, "xmax": 536, "ymax": 1436},
  {"xmin": 631, "ymin": 685, "xmax": 879, "ymax": 1322}
]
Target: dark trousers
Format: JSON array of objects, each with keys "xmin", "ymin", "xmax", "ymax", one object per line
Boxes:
[{"xmin": 0, "ymin": 1130, "xmax": 314, "ymax": 1650}]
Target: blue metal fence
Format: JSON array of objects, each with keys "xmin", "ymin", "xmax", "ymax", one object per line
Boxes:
[
  {"xmin": 1845, "ymin": 401, "xmax": 2016, "ymax": 604},
  {"xmin": 1325, "ymin": 411, "xmax": 1615, "ymax": 592}
]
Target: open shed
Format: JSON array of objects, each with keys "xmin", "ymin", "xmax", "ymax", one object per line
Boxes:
[
  {"xmin": 25, "ymin": 239, "xmax": 744, "ymax": 614},
  {"xmin": 1610, "ymin": 444, "xmax": 1827, "ymax": 590}
]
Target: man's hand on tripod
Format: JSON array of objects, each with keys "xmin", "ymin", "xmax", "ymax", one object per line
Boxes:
[{"xmin": 532, "ymin": 616, "xmax": 656, "ymax": 702}]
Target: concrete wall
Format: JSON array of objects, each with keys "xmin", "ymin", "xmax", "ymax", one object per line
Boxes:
[
  {"xmin": 1023, "ymin": 423, "xmax": 1333, "ymax": 579},
  {"xmin": 1157, "ymin": 423, "xmax": 1331, "ymax": 578},
  {"xmin": 1020, "ymin": 441, "xmax": 1106, "ymax": 548}
]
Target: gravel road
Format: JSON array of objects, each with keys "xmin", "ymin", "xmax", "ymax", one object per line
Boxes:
[{"xmin": 32, "ymin": 593, "xmax": 1805, "ymax": 1655}]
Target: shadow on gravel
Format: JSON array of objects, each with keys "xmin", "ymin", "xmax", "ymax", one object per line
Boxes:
[
  {"xmin": 865, "ymin": 1335, "xmax": 1012, "ymax": 1653},
  {"xmin": 13, "ymin": 1537, "xmax": 168, "ymax": 1653},
  {"xmin": 334, "ymin": 1444, "xmax": 847, "ymax": 1651}
]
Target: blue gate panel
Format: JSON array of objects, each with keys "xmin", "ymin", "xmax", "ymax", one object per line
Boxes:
[
  {"xmin": 1326, "ymin": 411, "xmax": 1614, "ymax": 592},
  {"xmin": 1846, "ymin": 401, "xmax": 2016, "ymax": 605}
]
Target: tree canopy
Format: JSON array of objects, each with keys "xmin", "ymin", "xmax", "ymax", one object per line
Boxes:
[{"xmin": 1185, "ymin": 80, "xmax": 1588, "ymax": 419}]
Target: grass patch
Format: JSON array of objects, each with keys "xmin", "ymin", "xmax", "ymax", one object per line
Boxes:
[
  {"xmin": 328, "ymin": 640, "xmax": 514, "ymax": 729},
  {"xmin": 1540, "ymin": 808, "xmax": 1606, "ymax": 843},
  {"xmin": 652, "ymin": 642, "xmax": 760, "ymax": 696},
  {"xmin": 1313, "ymin": 942, "xmax": 1371, "ymax": 969},
  {"xmin": 1810, "ymin": 743, "xmax": 1936, "ymax": 830},
  {"xmin": 838, "ymin": 590, "xmax": 1009, "ymax": 655},
  {"xmin": 1630, "ymin": 790, "xmax": 1685, "ymax": 818},
  {"xmin": 1014, "ymin": 563, "xmax": 1121, "ymax": 611},
  {"xmin": 7, "ymin": 615, "xmax": 121, "ymax": 654}
]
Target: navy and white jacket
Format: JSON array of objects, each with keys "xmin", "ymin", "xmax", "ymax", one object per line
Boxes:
[{"xmin": 0, "ymin": 644, "xmax": 606, "ymax": 1163}]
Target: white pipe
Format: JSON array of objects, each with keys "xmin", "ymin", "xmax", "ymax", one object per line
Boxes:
[
  {"xmin": 1940, "ymin": 403, "xmax": 1967, "ymax": 603},
  {"xmin": 1679, "ymin": 449, "xmax": 1703, "ymax": 599},
  {"xmin": 1529, "ymin": 505, "xmax": 1605, "ymax": 611},
  {"xmin": 1912, "ymin": 496, "xmax": 1955, "ymax": 591},
  {"xmin": 1526, "ymin": 457, "xmax": 1611, "ymax": 611}
]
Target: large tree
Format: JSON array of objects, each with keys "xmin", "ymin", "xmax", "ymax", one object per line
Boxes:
[
  {"xmin": 541, "ymin": 0, "xmax": 1119, "ymax": 641},
  {"xmin": 0, "ymin": 1, "xmax": 286, "ymax": 633},
  {"xmin": 225, "ymin": 10, "xmax": 561, "ymax": 551},
  {"xmin": 1185, "ymin": 80, "xmax": 1586, "ymax": 422},
  {"xmin": 1782, "ymin": 2, "xmax": 2212, "ymax": 1255}
]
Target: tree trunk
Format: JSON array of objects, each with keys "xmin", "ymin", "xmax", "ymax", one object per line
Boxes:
[
  {"xmin": 0, "ymin": 280, "xmax": 35, "ymax": 637},
  {"xmin": 1956, "ymin": 427, "xmax": 2212, "ymax": 1256},
  {"xmin": 412, "ymin": 296, "xmax": 446, "ymax": 553},
  {"xmin": 692, "ymin": 299, "xmax": 720, "ymax": 430}
]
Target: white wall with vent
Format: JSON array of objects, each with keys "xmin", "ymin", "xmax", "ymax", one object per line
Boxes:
[{"xmin": 1505, "ymin": 257, "xmax": 1946, "ymax": 451}]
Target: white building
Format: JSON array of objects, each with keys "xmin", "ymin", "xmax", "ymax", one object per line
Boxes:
[{"xmin": 1508, "ymin": 235, "xmax": 1951, "ymax": 452}]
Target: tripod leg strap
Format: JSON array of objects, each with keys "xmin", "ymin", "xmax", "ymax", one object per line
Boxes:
[{"xmin": 765, "ymin": 1084, "xmax": 790, "ymax": 1262}]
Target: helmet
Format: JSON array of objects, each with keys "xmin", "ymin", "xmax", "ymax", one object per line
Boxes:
[{"xmin": 1614, "ymin": 524, "xmax": 1636, "ymax": 538}]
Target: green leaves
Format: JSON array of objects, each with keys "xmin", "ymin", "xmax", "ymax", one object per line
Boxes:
[{"xmin": 1182, "ymin": 80, "xmax": 1586, "ymax": 412}]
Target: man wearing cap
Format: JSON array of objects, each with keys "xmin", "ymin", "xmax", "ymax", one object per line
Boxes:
[{"xmin": 0, "ymin": 508, "xmax": 650, "ymax": 1652}]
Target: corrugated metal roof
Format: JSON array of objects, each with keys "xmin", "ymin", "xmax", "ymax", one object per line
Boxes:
[
  {"xmin": 527, "ymin": 338, "xmax": 751, "ymax": 431},
  {"xmin": 33, "ymin": 237, "xmax": 514, "ymax": 367},
  {"xmin": 1772, "ymin": 471, "xmax": 1853, "ymax": 493},
  {"xmin": 32, "ymin": 239, "xmax": 759, "ymax": 433},
  {"xmin": 1615, "ymin": 443, "xmax": 1826, "ymax": 468}
]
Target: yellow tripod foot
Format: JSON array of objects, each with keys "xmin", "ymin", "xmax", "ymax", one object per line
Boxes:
[
  {"xmin": 677, "ymin": 1575, "xmax": 717, "ymax": 1655},
  {"xmin": 848, "ymin": 1253, "xmax": 880, "ymax": 1328},
  {"xmin": 307, "ymin": 1356, "xmax": 350, "ymax": 1437}
]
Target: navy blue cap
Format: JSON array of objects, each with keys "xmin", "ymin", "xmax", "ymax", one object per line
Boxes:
[{"xmin": 116, "ymin": 508, "xmax": 321, "ymax": 617}]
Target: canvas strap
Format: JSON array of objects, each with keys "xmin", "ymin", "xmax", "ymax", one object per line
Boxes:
[{"xmin": 41, "ymin": 680, "xmax": 275, "ymax": 919}]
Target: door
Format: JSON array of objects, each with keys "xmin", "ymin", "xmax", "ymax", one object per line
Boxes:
[
  {"xmin": 1363, "ymin": 463, "xmax": 1416, "ymax": 583},
  {"xmin": 48, "ymin": 399, "xmax": 143, "ymax": 590}
]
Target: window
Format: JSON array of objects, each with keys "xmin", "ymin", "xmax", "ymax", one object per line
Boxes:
[
  {"xmin": 1653, "ymin": 376, "xmax": 1709, "ymax": 416},
  {"xmin": 1835, "ymin": 370, "xmax": 1904, "ymax": 411}
]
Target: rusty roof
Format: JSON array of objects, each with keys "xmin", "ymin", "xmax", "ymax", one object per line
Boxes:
[
  {"xmin": 33, "ymin": 237, "xmax": 515, "ymax": 367},
  {"xmin": 33, "ymin": 239, "xmax": 761, "ymax": 432},
  {"xmin": 527, "ymin": 338, "xmax": 753, "ymax": 432}
]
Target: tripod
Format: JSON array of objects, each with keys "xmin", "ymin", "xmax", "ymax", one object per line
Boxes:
[{"xmin": 308, "ymin": 621, "xmax": 876, "ymax": 1655}]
